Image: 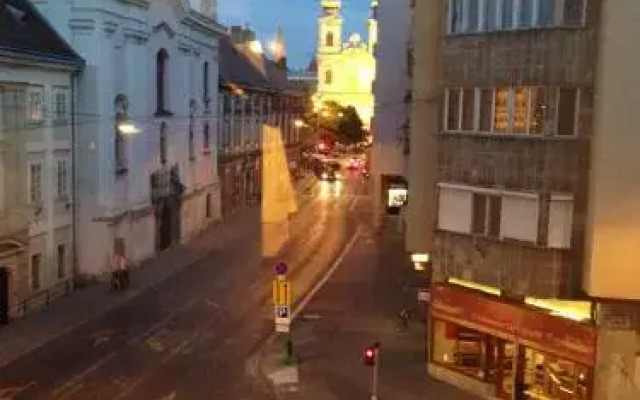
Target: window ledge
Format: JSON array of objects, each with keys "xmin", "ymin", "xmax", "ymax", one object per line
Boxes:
[
  {"xmin": 115, "ymin": 166, "xmax": 128, "ymax": 176},
  {"xmin": 439, "ymin": 131, "xmax": 577, "ymax": 141},
  {"xmin": 154, "ymin": 109, "xmax": 174, "ymax": 118}
]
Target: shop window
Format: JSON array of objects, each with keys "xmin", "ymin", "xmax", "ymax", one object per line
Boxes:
[
  {"xmin": 432, "ymin": 319, "xmax": 509, "ymax": 383},
  {"xmin": 522, "ymin": 347, "xmax": 589, "ymax": 400}
]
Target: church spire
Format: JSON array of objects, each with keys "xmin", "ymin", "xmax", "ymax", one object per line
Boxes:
[{"xmin": 272, "ymin": 22, "xmax": 287, "ymax": 69}]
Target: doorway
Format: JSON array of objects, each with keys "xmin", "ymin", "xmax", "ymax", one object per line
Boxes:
[
  {"xmin": 0, "ymin": 267, "xmax": 8, "ymax": 325},
  {"xmin": 159, "ymin": 201, "xmax": 172, "ymax": 251}
]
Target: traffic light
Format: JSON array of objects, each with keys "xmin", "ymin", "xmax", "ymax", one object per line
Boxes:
[{"xmin": 363, "ymin": 345, "xmax": 377, "ymax": 366}]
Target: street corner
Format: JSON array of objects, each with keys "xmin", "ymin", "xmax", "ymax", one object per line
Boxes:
[{"xmin": 258, "ymin": 334, "xmax": 300, "ymax": 397}]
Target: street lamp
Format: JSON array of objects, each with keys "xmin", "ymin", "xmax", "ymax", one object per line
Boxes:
[
  {"xmin": 294, "ymin": 119, "xmax": 305, "ymax": 128},
  {"xmin": 117, "ymin": 121, "xmax": 140, "ymax": 135}
]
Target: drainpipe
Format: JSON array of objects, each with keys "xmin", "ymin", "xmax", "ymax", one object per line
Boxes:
[{"xmin": 70, "ymin": 70, "xmax": 79, "ymax": 289}]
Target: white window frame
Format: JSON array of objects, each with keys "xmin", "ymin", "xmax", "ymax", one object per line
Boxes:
[
  {"xmin": 56, "ymin": 158, "xmax": 69, "ymax": 200},
  {"xmin": 28, "ymin": 162, "xmax": 43, "ymax": 205},
  {"xmin": 27, "ymin": 86, "xmax": 44, "ymax": 123},
  {"xmin": 52, "ymin": 87, "xmax": 68, "ymax": 122}
]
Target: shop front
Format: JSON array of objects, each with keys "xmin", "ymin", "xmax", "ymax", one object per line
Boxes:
[{"xmin": 429, "ymin": 284, "xmax": 597, "ymax": 400}]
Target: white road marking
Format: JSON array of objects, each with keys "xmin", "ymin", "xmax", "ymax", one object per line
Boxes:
[
  {"xmin": 0, "ymin": 381, "xmax": 36, "ymax": 399},
  {"xmin": 292, "ymin": 227, "xmax": 361, "ymax": 320}
]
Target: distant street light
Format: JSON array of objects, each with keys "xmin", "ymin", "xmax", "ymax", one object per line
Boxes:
[{"xmin": 294, "ymin": 119, "xmax": 306, "ymax": 128}]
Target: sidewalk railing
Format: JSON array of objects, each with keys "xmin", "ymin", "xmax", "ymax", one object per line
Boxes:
[{"xmin": 12, "ymin": 279, "xmax": 73, "ymax": 317}]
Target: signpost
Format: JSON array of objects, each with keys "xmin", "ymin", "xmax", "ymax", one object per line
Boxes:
[{"xmin": 272, "ymin": 262, "xmax": 294, "ymax": 364}]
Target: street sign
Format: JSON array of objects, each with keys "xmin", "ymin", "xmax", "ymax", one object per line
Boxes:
[
  {"xmin": 272, "ymin": 278, "xmax": 292, "ymax": 307},
  {"xmin": 276, "ymin": 305, "xmax": 290, "ymax": 318},
  {"xmin": 275, "ymin": 262, "xmax": 288, "ymax": 275}
]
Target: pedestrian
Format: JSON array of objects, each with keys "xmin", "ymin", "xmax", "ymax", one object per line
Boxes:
[{"xmin": 111, "ymin": 251, "xmax": 129, "ymax": 292}]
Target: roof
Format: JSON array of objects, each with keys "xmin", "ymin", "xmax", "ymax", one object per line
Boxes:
[
  {"xmin": 0, "ymin": 0, "xmax": 84, "ymax": 68},
  {"xmin": 218, "ymin": 35, "xmax": 291, "ymax": 93}
]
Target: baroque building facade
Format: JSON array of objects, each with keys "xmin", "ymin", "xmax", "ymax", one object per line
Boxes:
[
  {"xmin": 34, "ymin": 0, "xmax": 225, "ymax": 279},
  {"xmin": 314, "ymin": 0, "xmax": 377, "ymax": 129}
]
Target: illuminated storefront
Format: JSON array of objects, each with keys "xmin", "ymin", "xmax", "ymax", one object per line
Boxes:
[{"xmin": 429, "ymin": 284, "xmax": 596, "ymax": 400}]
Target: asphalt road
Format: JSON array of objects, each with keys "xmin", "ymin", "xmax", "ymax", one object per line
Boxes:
[{"xmin": 0, "ymin": 172, "xmax": 370, "ymax": 400}]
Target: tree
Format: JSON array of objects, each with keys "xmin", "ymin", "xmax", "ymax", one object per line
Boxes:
[
  {"xmin": 337, "ymin": 106, "xmax": 364, "ymax": 144},
  {"xmin": 303, "ymin": 101, "xmax": 364, "ymax": 145}
]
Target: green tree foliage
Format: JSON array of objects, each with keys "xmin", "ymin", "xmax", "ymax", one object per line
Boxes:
[{"xmin": 304, "ymin": 101, "xmax": 364, "ymax": 145}]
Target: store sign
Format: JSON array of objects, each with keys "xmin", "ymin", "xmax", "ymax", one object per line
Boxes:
[
  {"xmin": 431, "ymin": 284, "xmax": 597, "ymax": 366},
  {"xmin": 387, "ymin": 187, "xmax": 408, "ymax": 208}
]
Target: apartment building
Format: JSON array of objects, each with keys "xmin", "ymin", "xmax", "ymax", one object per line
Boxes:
[
  {"xmin": 407, "ymin": 0, "xmax": 640, "ymax": 399},
  {"xmin": 0, "ymin": 0, "xmax": 84, "ymax": 323}
]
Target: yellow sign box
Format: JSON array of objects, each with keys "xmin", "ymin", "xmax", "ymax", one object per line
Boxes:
[{"xmin": 272, "ymin": 278, "xmax": 292, "ymax": 307}]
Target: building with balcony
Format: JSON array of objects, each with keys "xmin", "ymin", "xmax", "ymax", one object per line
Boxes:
[
  {"xmin": 217, "ymin": 27, "xmax": 308, "ymax": 218},
  {"xmin": 406, "ymin": 0, "xmax": 640, "ymax": 399},
  {"xmin": 34, "ymin": 0, "xmax": 226, "ymax": 279},
  {"xmin": 0, "ymin": 0, "xmax": 84, "ymax": 323}
]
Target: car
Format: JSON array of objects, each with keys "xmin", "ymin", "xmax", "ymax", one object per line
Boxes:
[{"xmin": 318, "ymin": 162, "xmax": 342, "ymax": 181}]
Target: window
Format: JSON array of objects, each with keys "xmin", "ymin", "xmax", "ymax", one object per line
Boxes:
[
  {"xmin": 548, "ymin": 196, "xmax": 573, "ymax": 248},
  {"xmin": 467, "ymin": 0, "xmax": 479, "ymax": 32},
  {"xmin": 563, "ymin": 0, "xmax": 585, "ymax": 26},
  {"xmin": 31, "ymin": 253, "xmax": 41, "ymax": 291},
  {"xmin": 449, "ymin": 0, "xmax": 464, "ymax": 33},
  {"xmin": 28, "ymin": 88, "xmax": 43, "ymax": 122},
  {"xmin": 484, "ymin": 0, "xmax": 499, "ymax": 30},
  {"xmin": 203, "ymin": 62, "xmax": 210, "ymax": 103},
  {"xmin": 56, "ymin": 159, "xmax": 69, "ymax": 199},
  {"xmin": 438, "ymin": 187, "xmax": 473, "ymax": 234},
  {"xmin": 446, "ymin": 88, "xmax": 461, "ymax": 131},
  {"xmin": 156, "ymin": 49, "xmax": 169, "ymax": 113},
  {"xmin": 479, "ymin": 89, "xmax": 493, "ymax": 132},
  {"xmin": 203, "ymin": 122, "xmax": 211, "ymax": 152},
  {"xmin": 501, "ymin": 0, "xmax": 514, "ymax": 28},
  {"xmin": 326, "ymin": 31, "xmax": 334, "ymax": 47},
  {"xmin": 493, "ymin": 88, "xmax": 509, "ymax": 133},
  {"xmin": 513, "ymin": 87, "xmax": 529, "ymax": 134},
  {"xmin": 529, "ymin": 87, "xmax": 549, "ymax": 135},
  {"xmin": 500, "ymin": 195, "xmax": 539, "ymax": 242},
  {"xmin": 538, "ymin": 0, "xmax": 555, "ymax": 26},
  {"xmin": 325, "ymin": 69, "xmax": 333, "ymax": 85},
  {"xmin": 461, "ymin": 89, "xmax": 475, "ymax": 131},
  {"xmin": 189, "ymin": 124, "xmax": 195, "ymax": 160},
  {"xmin": 114, "ymin": 94, "xmax": 128, "ymax": 172},
  {"xmin": 29, "ymin": 163, "xmax": 42, "ymax": 205},
  {"xmin": 53, "ymin": 89, "xmax": 68, "ymax": 120},
  {"xmin": 519, "ymin": 0, "xmax": 534, "ymax": 28},
  {"xmin": 472, "ymin": 193, "xmax": 501, "ymax": 238},
  {"xmin": 160, "ymin": 122, "xmax": 167, "ymax": 164},
  {"xmin": 557, "ymin": 88, "xmax": 577, "ymax": 136},
  {"xmin": 57, "ymin": 244, "xmax": 66, "ymax": 279},
  {"xmin": 522, "ymin": 347, "xmax": 589, "ymax": 400}
]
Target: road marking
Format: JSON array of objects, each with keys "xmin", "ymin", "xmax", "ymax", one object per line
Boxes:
[
  {"xmin": 157, "ymin": 391, "xmax": 176, "ymax": 400},
  {"xmin": 51, "ymin": 353, "xmax": 116, "ymax": 399},
  {"xmin": 292, "ymin": 227, "xmax": 361, "ymax": 320},
  {"xmin": 91, "ymin": 330, "xmax": 114, "ymax": 347},
  {"xmin": 348, "ymin": 195, "xmax": 359, "ymax": 212},
  {"xmin": 0, "ymin": 381, "xmax": 36, "ymax": 399}
]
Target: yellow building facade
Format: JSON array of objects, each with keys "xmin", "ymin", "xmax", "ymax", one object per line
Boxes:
[{"xmin": 314, "ymin": 0, "xmax": 377, "ymax": 130}]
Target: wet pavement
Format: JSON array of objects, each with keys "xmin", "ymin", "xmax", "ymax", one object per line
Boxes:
[{"xmin": 0, "ymin": 173, "xmax": 369, "ymax": 400}]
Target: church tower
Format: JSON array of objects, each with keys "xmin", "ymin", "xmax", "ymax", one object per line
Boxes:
[
  {"xmin": 368, "ymin": 0, "xmax": 379, "ymax": 54},
  {"xmin": 318, "ymin": 0, "xmax": 342, "ymax": 54}
]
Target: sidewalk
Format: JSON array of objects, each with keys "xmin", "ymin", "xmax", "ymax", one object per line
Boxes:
[
  {"xmin": 0, "ymin": 176, "xmax": 317, "ymax": 369},
  {"xmin": 260, "ymin": 229, "xmax": 480, "ymax": 400}
]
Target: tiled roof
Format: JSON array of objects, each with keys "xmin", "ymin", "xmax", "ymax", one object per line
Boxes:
[{"xmin": 0, "ymin": 0, "xmax": 83, "ymax": 67}]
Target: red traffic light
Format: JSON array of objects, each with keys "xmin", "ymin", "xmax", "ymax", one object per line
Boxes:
[{"xmin": 363, "ymin": 346, "xmax": 376, "ymax": 366}]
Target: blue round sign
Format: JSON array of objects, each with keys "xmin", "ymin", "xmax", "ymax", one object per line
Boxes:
[{"xmin": 275, "ymin": 262, "xmax": 288, "ymax": 275}]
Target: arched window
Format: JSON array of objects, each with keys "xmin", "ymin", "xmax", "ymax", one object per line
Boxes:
[
  {"xmin": 325, "ymin": 69, "xmax": 333, "ymax": 85},
  {"xmin": 114, "ymin": 94, "xmax": 128, "ymax": 173},
  {"xmin": 326, "ymin": 32, "xmax": 334, "ymax": 47},
  {"xmin": 160, "ymin": 122, "xmax": 167, "ymax": 164},
  {"xmin": 156, "ymin": 49, "xmax": 169, "ymax": 113}
]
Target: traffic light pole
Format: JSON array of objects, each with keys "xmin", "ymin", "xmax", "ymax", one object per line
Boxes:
[{"xmin": 371, "ymin": 345, "xmax": 380, "ymax": 400}]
